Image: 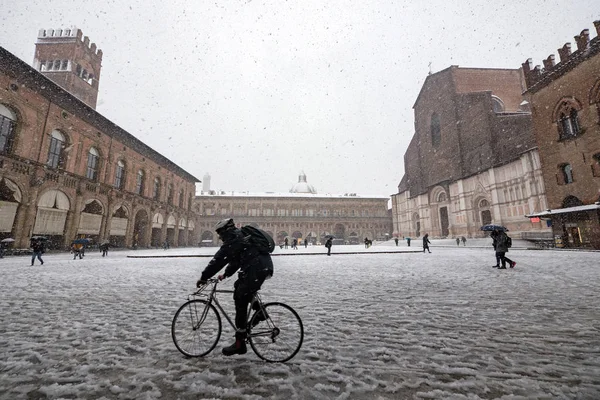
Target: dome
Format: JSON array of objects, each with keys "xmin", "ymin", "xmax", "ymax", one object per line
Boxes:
[{"xmin": 290, "ymin": 171, "xmax": 317, "ymax": 194}]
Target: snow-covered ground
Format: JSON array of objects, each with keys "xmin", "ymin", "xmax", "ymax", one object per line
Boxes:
[{"xmin": 1, "ymin": 240, "xmax": 599, "ymax": 399}]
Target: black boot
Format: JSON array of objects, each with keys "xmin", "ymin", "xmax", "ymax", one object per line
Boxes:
[{"xmin": 222, "ymin": 334, "xmax": 247, "ymax": 356}]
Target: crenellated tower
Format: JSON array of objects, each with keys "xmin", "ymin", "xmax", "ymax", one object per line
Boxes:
[
  {"xmin": 33, "ymin": 27, "xmax": 103, "ymax": 109},
  {"xmin": 522, "ymin": 21, "xmax": 600, "ymax": 93}
]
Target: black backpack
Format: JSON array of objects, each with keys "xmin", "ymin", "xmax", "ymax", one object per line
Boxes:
[
  {"xmin": 506, "ymin": 236, "xmax": 512, "ymax": 248},
  {"xmin": 241, "ymin": 226, "xmax": 275, "ymax": 254}
]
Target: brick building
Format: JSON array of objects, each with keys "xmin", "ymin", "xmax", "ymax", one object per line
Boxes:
[
  {"xmin": 392, "ymin": 67, "xmax": 551, "ymax": 239},
  {"xmin": 0, "ymin": 28, "xmax": 200, "ymax": 250},
  {"xmin": 195, "ymin": 172, "xmax": 392, "ymax": 246},
  {"xmin": 522, "ymin": 21, "xmax": 600, "ymax": 249}
]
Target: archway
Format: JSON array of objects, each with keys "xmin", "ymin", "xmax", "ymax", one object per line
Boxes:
[
  {"xmin": 33, "ymin": 189, "xmax": 70, "ymax": 249},
  {"xmin": 166, "ymin": 215, "xmax": 176, "ymax": 246},
  {"xmin": 151, "ymin": 213, "xmax": 164, "ymax": 247},
  {"xmin": 133, "ymin": 209, "xmax": 149, "ymax": 248},
  {"xmin": 78, "ymin": 199, "xmax": 104, "ymax": 243},
  {"xmin": 0, "ymin": 177, "xmax": 22, "ymax": 241},
  {"xmin": 110, "ymin": 205, "xmax": 129, "ymax": 247}
]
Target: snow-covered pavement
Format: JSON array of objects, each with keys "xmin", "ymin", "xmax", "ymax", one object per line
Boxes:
[{"xmin": 1, "ymin": 241, "xmax": 599, "ymax": 399}]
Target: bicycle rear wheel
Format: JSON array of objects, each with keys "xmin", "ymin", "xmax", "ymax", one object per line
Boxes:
[
  {"xmin": 172, "ymin": 299, "xmax": 221, "ymax": 357},
  {"xmin": 248, "ymin": 302, "xmax": 303, "ymax": 362}
]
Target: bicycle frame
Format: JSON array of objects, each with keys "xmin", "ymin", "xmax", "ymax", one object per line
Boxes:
[{"xmin": 191, "ymin": 279, "xmax": 265, "ymax": 334}]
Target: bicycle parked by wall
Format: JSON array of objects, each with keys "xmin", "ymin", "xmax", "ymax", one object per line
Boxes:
[{"xmin": 172, "ymin": 278, "xmax": 304, "ymax": 363}]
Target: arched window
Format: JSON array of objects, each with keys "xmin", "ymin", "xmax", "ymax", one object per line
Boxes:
[
  {"xmin": 86, "ymin": 147, "xmax": 99, "ymax": 181},
  {"xmin": 430, "ymin": 113, "xmax": 441, "ymax": 147},
  {"xmin": 153, "ymin": 177, "xmax": 161, "ymax": 200},
  {"xmin": 437, "ymin": 192, "xmax": 447, "ymax": 202},
  {"xmin": 558, "ymin": 163, "xmax": 574, "ymax": 185},
  {"xmin": 0, "ymin": 104, "xmax": 17, "ymax": 154},
  {"xmin": 114, "ymin": 160, "xmax": 125, "ymax": 189},
  {"xmin": 554, "ymin": 98, "xmax": 582, "ymax": 140},
  {"xmin": 178, "ymin": 188, "xmax": 185, "ymax": 208},
  {"xmin": 47, "ymin": 130, "xmax": 65, "ymax": 169},
  {"xmin": 167, "ymin": 183, "xmax": 174, "ymax": 204},
  {"xmin": 491, "ymin": 96, "xmax": 505, "ymax": 113},
  {"xmin": 135, "ymin": 170, "xmax": 145, "ymax": 195}
]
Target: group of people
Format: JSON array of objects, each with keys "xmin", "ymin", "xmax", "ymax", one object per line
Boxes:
[
  {"xmin": 455, "ymin": 236, "xmax": 467, "ymax": 246},
  {"xmin": 280, "ymin": 237, "xmax": 310, "ymax": 250},
  {"xmin": 491, "ymin": 229, "xmax": 516, "ymax": 269}
]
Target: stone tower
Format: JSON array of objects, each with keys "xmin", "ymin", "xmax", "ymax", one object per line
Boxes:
[{"xmin": 33, "ymin": 28, "xmax": 103, "ymax": 109}]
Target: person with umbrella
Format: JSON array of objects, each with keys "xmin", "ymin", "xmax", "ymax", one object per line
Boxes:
[
  {"xmin": 325, "ymin": 236, "xmax": 333, "ymax": 256},
  {"xmin": 481, "ymin": 225, "xmax": 516, "ymax": 269},
  {"xmin": 100, "ymin": 241, "xmax": 110, "ymax": 257},
  {"xmin": 30, "ymin": 237, "xmax": 45, "ymax": 266},
  {"xmin": 0, "ymin": 238, "xmax": 15, "ymax": 258}
]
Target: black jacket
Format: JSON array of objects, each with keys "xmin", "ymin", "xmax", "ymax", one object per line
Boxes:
[{"xmin": 201, "ymin": 228, "xmax": 273, "ymax": 281}]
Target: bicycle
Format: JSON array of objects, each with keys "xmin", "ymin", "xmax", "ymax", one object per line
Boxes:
[{"xmin": 171, "ymin": 278, "xmax": 304, "ymax": 363}]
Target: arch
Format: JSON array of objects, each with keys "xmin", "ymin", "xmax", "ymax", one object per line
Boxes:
[
  {"xmin": 179, "ymin": 218, "xmax": 186, "ymax": 229},
  {"xmin": 0, "ymin": 178, "xmax": 22, "ymax": 235},
  {"xmin": 552, "ymin": 97, "xmax": 583, "ymax": 140},
  {"xmin": 167, "ymin": 215, "xmax": 176, "ymax": 228},
  {"xmin": 82, "ymin": 199, "xmax": 104, "ymax": 215},
  {"xmin": 187, "ymin": 219, "xmax": 195, "ymax": 230},
  {"xmin": 152, "ymin": 213, "xmax": 164, "ymax": 228},
  {"xmin": 112, "ymin": 204, "xmax": 129, "ymax": 218},
  {"xmin": 292, "ymin": 231, "xmax": 303, "ymax": 239},
  {"xmin": 277, "ymin": 231, "xmax": 288, "ymax": 243},
  {"xmin": 133, "ymin": 209, "xmax": 150, "ymax": 248},
  {"xmin": 491, "ymin": 95, "xmax": 505, "ymax": 113},
  {"xmin": 334, "ymin": 223, "xmax": 345, "ymax": 239},
  {"xmin": 562, "ymin": 195, "xmax": 583, "ymax": 208},
  {"xmin": 0, "ymin": 177, "xmax": 22, "ymax": 203},
  {"xmin": 34, "ymin": 189, "xmax": 70, "ymax": 237},
  {"xmin": 430, "ymin": 186, "xmax": 447, "ymax": 204}
]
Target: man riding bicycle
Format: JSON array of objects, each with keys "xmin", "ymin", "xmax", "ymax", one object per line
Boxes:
[{"xmin": 196, "ymin": 218, "xmax": 273, "ymax": 356}]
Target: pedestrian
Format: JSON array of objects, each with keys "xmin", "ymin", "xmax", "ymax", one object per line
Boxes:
[
  {"xmin": 456, "ymin": 238, "xmax": 460, "ymax": 246},
  {"xmin": 195, "ymin": 218, "xmax": 273, "ymax": 356},
  {"xmin": 0, "ymin": 243, "xmax": 4, "ymax": 258},
  {"xmin": 422, "ymin": 233, "xmax": 431, "ymax": 253},
  {"xmin": 461, "ymin": 236, "xmax": 467, "ymax": 246},
  {"xmin": 292, "ymin": 238, "xmax": 298, "ymax": 250},
  {"xmin": 72, "ymin": 243, "xmax": 83, "ymax": 259},
  {"xmin": 304, "ymin": 238, "xmax": 308, "ymax": 248},
  {"xmin": 325, "ymin": 237, "xmax": 333, "ymax": 256},
  {"xmin": 491, "ymin": 230, "xmax": 515, "ymax": 269},
  {"xmin": 100, "ymin": 242, "xmax": 109, "ymax": 257},
  {"xmin": 284, "ymin": 237, "xmax": 289, "ymax": 249},
  {"xmin": 364, "ymin": 237, "xmax": 369, "ymax": 248},
  {"xmin": 406, "ymin": 237, "xmax": 411, "ymax": 247},
  {"xmin": 30, "ymin": 239, "xmax": 44, "ymax": 266}
]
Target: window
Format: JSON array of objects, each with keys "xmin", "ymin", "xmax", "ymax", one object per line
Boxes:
[
  {"xmin": 86, "ymin": 147, "xmax": 99, "ymax": 181},
  {"xmin": 555, "ymin": 99, "xmax": 582, "ymax": 140},
  {"xmin": 437, "ymin": 192, "xmax": 447, "ymax": 202},
  {"xmin": 430, "ymin": 113, "xmax": 441, "ymax": 147},
  {"xmin": 592, "ymin": 154, "xmax": 600, "ymax": 177},
  {"xmin": 47, "ymin": 130, "xmax": 65, "ymax": 168},
  {"xmin": 114, "ymin": 160, "xmax": 125, "ymax": 189},
  {"xmin": 558, "ymin": 163, "xmax": 574, "ymax": 185},
  {"xmin": 491, "ymin": 96, "xmax": 505, "ymax": 113},
  {"xmin": 135, "ymin": 170, "xmax": 145, "ymax": 195},
  {"xmin": 167, "ymin": 183, "xmax": 173, "ymax": 204},
  {"xmin": 178, "ymin": 189, "xmax": 184, "ymax": 208},
  {"xmin": 0, "ymin": 104, "xmax": 17, "ymax": 154},
  {"xmin": 153, "ymin": 177, "xmax": 161, "ymax": 200}
]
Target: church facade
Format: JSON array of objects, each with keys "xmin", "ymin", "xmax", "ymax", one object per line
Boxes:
[
  {"xmin": 194, "ymin": 172, "xmax": 392, "ymax": 245},
  {"xmin": 391, "ymin": 67, "xmax": 551, "ymax": 239}
]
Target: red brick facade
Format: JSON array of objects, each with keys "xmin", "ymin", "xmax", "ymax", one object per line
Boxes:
[{"xmin": 522, "ymin": 22, "xmax": 600, "ymax": 249}]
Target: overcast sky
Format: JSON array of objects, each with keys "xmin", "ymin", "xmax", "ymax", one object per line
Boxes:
[{"xmin": 1, "ymin": 0, "xmax": 599, "ymax": 196}]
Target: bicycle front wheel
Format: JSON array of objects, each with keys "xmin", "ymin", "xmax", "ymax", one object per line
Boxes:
[
  {"xmin": 172, "ymin": 299, "xmax": 221, "ymax": 357},
  {"xmin": 248, "ymin": 302, "xmax": 304, "ymax": 363}
]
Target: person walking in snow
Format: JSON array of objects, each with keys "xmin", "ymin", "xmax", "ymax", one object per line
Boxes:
[
  {"xmin": 422, "ymin": 233, "xmax": 431, "ymax": 253},
  {"xmin": 491, "ymin": 230, "xmax": 515, "ymax": 269},
  {"xmin": 325, "ymin": 237, "xmax": 333, "ymax": 256},
  {"xmin": 456, "ymin": 237, "xmax": 460, "ymax": 246},
  {"xmin": 30, "ymin": 239, "xmax": 45, "ymax": 266}
]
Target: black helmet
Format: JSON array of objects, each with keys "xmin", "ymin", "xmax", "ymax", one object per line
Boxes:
[{"xmin": 215, "ymin": 218, "xmax": 235, "ymax": 233}]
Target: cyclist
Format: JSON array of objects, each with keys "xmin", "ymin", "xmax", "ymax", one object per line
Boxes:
[{"xmin": 196, "ymin": 218, "xmax": 273, "ymax": 356}]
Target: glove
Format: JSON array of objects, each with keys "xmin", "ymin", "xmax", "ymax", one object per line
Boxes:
[
  {"xmin": 218, "ymin": 274, "xmax": 225, "ymax": 281},
  {"xmin": 196, "ymin": 279, "xmax": 207, "ymax": 288}
]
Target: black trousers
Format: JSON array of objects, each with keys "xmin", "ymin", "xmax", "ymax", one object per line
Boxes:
[
  {"xmin": 496, "ymin": 252, "xmax": 513, "ymax": 268},
  {"xmin": 233, "ymin": 274, "xmax": 267, "ymax": 338}
]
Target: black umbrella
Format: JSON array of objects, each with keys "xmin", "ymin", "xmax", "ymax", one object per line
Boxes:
[
  {"xmin": 30, "ymin": 236, "xmax": 48, "ymax": 240},
  {"xmin": 480, "ymin": 224, "xmax": 508, "ymax": 232}
]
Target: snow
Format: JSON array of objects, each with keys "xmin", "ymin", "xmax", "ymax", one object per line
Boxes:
[{"xmin": 1, "ymin": 240, "xmax": 599, "ymax": 399}]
